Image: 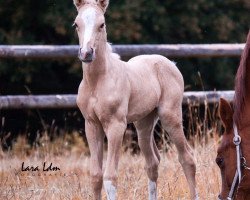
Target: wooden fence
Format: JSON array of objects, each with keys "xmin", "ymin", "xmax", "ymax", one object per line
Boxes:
[
  {"xmin": 0, "ymin": 44, "xmax": 244, "ymax": 59},
  {"xmin": 0, "ymin": 91, "xmax": 234, "ymax": 109},
  {"xmin": 0, "ymin": 44, "xmax": 242, "ymax": 109}
]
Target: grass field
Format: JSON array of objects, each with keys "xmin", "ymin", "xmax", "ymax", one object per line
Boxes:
[{"xmin": 0, "ymin": 131, "xmax": 221, "ymax": 200}]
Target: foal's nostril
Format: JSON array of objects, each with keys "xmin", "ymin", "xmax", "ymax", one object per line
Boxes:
[
  {"xmin": 86, "ymin": 49, "xmax": 93, "ymax": 57},
  {"xmin": 84, "ymin": 48, "xmax": 94, "ymax": 60},
  {"xmin": 77, "ymin": 47, "xmax": 94, "ymax": 62}
]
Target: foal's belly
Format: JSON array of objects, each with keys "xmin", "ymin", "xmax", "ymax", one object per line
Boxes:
[
  {"xmin": 126, "ymin": 84, "xmax": 160, "ymax": 123},
  {"xmin": 125, "ymin": 64, "xmax": 162, "ymax": 123},
  {"xmin": 127, "ymin": 104, "xmax": 157, "ymax": 123}
]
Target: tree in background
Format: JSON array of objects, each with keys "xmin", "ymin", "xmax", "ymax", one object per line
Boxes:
[{"xmin": 0, "ymin": 0, "xmax": 249, "ymax": 94}]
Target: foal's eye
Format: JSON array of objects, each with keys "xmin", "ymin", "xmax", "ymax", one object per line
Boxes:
[
  {"xmin": 72, "ymin": 22, "xmax": 78, "ymax": 29},
  {"xmin": 216, "ymin": 157, "xmax": 224, "ymax": 168},
  {"xmin": 99, "ymin": 23, "xmax": 105, "ymax": 29}
]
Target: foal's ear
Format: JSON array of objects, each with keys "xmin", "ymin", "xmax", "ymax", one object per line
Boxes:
[
  {"xmin": 97, "ymin": 0, "xmax": 109, "ymax": 12},
  {"xmin": 219, "ymin": 98, "xmax": 233, "ymax": 131},
  {"xmin": 73, "ymin": 0, "xmax": 84, "ymax": 9}
]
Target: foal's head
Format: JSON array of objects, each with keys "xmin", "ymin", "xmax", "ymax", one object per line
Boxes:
[
  {"xmin": 73, "ymin": 0, "xmax": 109, "ymax": 62},
  {"xmin": 217, "ymin": 98, "xmax": 250, "ymax": 199}
]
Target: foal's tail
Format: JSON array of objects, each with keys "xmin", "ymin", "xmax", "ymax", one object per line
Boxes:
[{"xmin": 233, "ymin": 30, "xmax": 250, "ymax": 125}]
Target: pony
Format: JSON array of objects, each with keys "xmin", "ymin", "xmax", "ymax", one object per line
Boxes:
[
  {"xmin": 217, "ymin": 30, "xmax": 250, "ymax": 200},
  {"xmin": 72, "ymin": 0, "xmax": 198, "ymax": 199}
]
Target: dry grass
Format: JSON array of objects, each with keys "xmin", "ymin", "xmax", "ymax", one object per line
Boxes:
[
  {"xmin": 0, "ymin": 131, "xmax": 221, "ymax": 200},
  {"xmin": 0, "ymin": 100, "xmax": 222, "ymax": 199}
]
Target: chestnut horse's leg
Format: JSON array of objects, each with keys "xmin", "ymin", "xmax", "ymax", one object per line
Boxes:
[
  {"xmin": 134, "ymin": 109, "xmax": 160, "ymax": 200},
  {"xmin": 85, "ymin": 120, "xmax": 105, "ymax": 200},
  {"xmin": 103, "ymin": 119, "xmax": 127, "ymax": 200},
  {"xmin": 158, "ymin": 105, "xmax": 199, "ymax": 200}
]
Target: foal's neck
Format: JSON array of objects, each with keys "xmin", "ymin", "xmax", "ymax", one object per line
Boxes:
[{"xmin": 82, "ymin": 42, "xmax": 112, "ymax": 86}]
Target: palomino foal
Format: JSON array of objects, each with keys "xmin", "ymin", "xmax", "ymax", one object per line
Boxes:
[{"xmin": 73, "ymin": 0, "xmax": 198, "ymax": 199}]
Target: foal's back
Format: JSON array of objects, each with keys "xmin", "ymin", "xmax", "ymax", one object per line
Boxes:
[{"xmin": 125, "ymin": 54, "xmax": 184, "ymax": 122}]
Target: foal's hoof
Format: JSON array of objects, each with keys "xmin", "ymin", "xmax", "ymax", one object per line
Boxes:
[{"xmin": 194, "ymin": 194, "xmax": 199, "ymax": 200}]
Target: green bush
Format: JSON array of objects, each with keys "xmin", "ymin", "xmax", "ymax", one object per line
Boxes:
[{"xmin": 0, "ymin": 0, "xmax": 249, "ymax": 94}]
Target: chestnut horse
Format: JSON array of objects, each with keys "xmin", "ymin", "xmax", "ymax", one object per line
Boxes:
[
  {"xmin": 73, "ymin": 0, "xmax": 198, "ymax": 199},
  {"xmin": 217, "ymin": 30, "xmax": 250, "ymax": 200}
]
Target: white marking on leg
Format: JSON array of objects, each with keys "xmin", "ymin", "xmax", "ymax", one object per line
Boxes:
[
  {"xmin": 148, "ymin": 180, "xmax": 157, "ymax": 200},
  {"xmin": 194, "ymin": 189, "xmax": 199, "ymax": 200},
  {"xmin": 104, "ymin": 180, "xmax": 116, "ymax": 200},
  {"xmin": 81, "ymin": 7, "xmax": 96, "ymax": 51}
]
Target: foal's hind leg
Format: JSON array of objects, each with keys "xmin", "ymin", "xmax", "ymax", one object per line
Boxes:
[
  {"xmin": 134, "ymin": 109, "xmax": 160, "ymax": 200},
  {"xmin": 158, "ymin": 105, "xmax": 198, "ymax": 200}
]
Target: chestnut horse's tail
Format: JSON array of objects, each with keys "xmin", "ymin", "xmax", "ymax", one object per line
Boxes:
[{"xmin": 234, "ymin": 30, "xmax": 250, "ymax": 126}]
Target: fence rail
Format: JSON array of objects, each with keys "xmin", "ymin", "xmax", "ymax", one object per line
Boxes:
[
  {"xmin": 0, "ymin": 91, "xmax": 234, "ymax": 109},
  {"xmin": 0, "ymin": 44, "xmax": 245, "ymax": 59},
  {"xmin": 0, "ymin": 44, "xmax": 239, "ymax": 109}
]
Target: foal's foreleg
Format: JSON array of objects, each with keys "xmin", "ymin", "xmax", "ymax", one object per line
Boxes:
[
  {"xmin": 103, "ymin": 119, "xmax": 127, "ymax": 200},
  {"xmin": 85, "ymin": 120, "xmax": 104, "ymax": 200},
  {"xmin": 134, "ymin": 110, "xmax": 159, "ymax": 200}
]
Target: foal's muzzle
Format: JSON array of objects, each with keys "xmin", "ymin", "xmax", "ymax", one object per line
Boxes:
[{"xmin": 78, "ymin": 48, "xmax": 94, "ymax": 63}]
